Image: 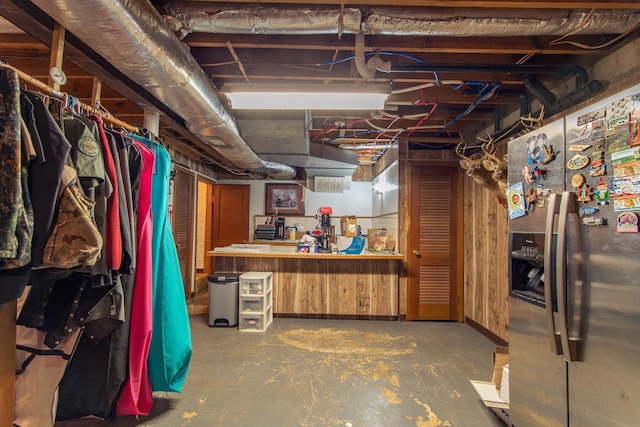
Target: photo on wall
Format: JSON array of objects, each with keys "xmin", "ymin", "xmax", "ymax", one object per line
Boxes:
[{"xmin": 264, "ymin": 183, "xmax": 304, "ymax": 215}]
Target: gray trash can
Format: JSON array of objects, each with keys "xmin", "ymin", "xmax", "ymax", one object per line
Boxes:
[{"xmin": 208, "ymin": 273, "xmax": 240, "ymax": 327}]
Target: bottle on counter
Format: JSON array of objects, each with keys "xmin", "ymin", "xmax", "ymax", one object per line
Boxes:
[{"xmin": 289, "ymin": 226, "xmax": 297, "ymax": 240}]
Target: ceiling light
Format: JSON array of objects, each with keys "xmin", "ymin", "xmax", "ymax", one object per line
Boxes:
[{"xmin": 221, "ymin": 83, "xmax": 389, "ymax": 110}]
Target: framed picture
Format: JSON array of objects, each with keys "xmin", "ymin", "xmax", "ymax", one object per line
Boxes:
[{"xmin": 265, "ymin": 183, "xmax": 304, "ymax": 215}]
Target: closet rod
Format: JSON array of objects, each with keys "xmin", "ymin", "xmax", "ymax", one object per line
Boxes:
[{"xmin": 0, "ymin": 62, "xmax": 139, "ymax": 133}]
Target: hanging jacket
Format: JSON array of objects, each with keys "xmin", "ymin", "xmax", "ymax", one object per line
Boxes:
[
  {"xmin": 116, "ymin": 139, "xmax": 154, "ymax": 415},
  {"xmin": 130, "ymin": 134, "xmax": 191, "ymax": 393}
]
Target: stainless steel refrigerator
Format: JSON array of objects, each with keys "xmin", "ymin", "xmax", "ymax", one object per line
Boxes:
[{"xmin": 507, "ymin": 84, "xmax": 640, "ymax": 427}]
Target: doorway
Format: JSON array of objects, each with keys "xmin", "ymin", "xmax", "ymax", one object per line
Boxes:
[
  {"xmin": 407, "ymin": 165, "xmax": 464, "ymax": 321},
  {"xmin": 211, "ymin": 184, "xmax": 251, "ymax": 249}
]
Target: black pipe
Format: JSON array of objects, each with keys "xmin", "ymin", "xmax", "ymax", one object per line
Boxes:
[
  {"xmin": 382, "ymin": 63, "xmax": 589, "ymax": 88},
  {"xmin": 491, "ymin": 79, "xmax": 603, "ymax": 142},
  {"xmin": 520, "ymin": 93, "xmax": 531, "ymax": 117},
  {"xmin": 522, "ymin": 74, "xmax": 557, "ymax": 109}
]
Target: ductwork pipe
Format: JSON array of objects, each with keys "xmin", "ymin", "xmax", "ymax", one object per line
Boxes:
[
  {"xmin": 32, "ymin": 0, "xmax": 296, "ymax": 179},
  {"xmin": 354, "ymin": 34, "xmax": 390, "ymax": 81},
  {"xmin": 380, "ymin": 63, "xmax": 590, "ymax": 90},
  {"xmin": 164, "ymin": 4, "xmax": 362, "ymax": 36},
  {"xmin": 162, "ymin": 4, "xmax": 640, "ymax": 37}
]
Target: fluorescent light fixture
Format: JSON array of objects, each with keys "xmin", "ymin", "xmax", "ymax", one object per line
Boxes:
[{"xmin": 221, "ymin": 83, "xmax": 389, "ymax": 110}]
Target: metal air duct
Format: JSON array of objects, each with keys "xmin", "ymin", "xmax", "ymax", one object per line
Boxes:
[
  {"xmin": 162, "ymin": 4, "xmax": 640, "ymax": 37},
  {"xmin": 30, "ymin": 0, "xmax": 295, "ymax": 179}
]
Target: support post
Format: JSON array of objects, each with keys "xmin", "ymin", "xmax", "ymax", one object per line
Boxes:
[
  {"xmin": 143, "ymin": 108, "xmax": 160, "ymax": 137},
  {"xmin": 0, "ymin": 301, "xmax": 17, "ymax": 427},
  {"xmin": 48, "ymin": 22, "xmax": 65, "ymax": 91}
]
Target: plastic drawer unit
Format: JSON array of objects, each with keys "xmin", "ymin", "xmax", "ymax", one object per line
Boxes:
[{"xmin": 238, "ymin": 272, "xmax": 273, "ymax": 332}]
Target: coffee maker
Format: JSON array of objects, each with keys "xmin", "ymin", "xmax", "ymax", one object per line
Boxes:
[{"xmin": 317, "ymin": 206, "xmax": 333, "ymax": 253}]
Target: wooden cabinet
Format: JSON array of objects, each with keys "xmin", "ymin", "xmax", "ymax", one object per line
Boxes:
[{"xmin": 210, "ymin": 249, "xmax": 402, "ymax": 319}]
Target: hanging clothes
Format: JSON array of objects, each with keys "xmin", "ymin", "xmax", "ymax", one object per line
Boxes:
[
  {"xmin": 0, "ymin": 66, "xmax": 34, "ymax": 304},
  {"xmin": 89, "ymin": 114, "xmax": 122, "ymax": 272},
  {"xmin": 14, "ymin": 325, "xmax": 81, "ymax": 427},
  {"xmin": 116, "ymin": 139, "xmax": 154, "ymax": 416},
  {"xmin": 55, "ymin": 124, "xmax": 136, "ymax": 422},
  {"xmin": 0, "ymin": 66, "xmax": 30, "ymax": 266},
  {"xmin": 21, "ymin": 91, "xmax": 71, "ymax": 268},
  {"xmin": 69, "ymin": 115, "xmax": 112, "ymax": 288},
  {"xmin": 131, "ymin": 134, "xmax": 191, "ymax": 393}
]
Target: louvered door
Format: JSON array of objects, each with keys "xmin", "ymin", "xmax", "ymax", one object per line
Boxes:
[
  {"xmin": 409, "ymin": 166, "xmax": 462, "ymax": 320},
  {"xmin": 173, "ymin": 169, "xmax": 194, "ymax": 298}
]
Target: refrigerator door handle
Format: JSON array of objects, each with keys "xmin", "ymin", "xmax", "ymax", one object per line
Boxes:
[
  {"xmin": 544, "ymin": 192, "xmax": 562, "ymax": 355},
  {"xmin": 556, "ymin": 191, "xmax": 581, "ymax": 362}
]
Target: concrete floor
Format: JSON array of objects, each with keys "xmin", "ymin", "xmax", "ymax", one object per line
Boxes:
[{"xmin": 55, "ymin": 316, "xmax": 506, "ymax": 427}]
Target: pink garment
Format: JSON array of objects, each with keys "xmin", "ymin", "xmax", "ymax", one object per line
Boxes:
[{"xmin": 115, "ymin": 141, "xmax": 155, "ymax": 416}]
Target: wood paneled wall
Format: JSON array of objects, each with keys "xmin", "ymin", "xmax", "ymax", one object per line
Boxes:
[
  {"xmin": 461, "ymin": 147, "xmax": 509, "ymax": 342},
  {"xmin": 395, "ymin": 142, "xmax": 509, "ymax": 340}
]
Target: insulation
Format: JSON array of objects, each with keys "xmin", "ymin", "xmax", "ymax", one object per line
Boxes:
[{"xmin": 31, "ymin": 0, "xmax": 296, "ymax": 178}]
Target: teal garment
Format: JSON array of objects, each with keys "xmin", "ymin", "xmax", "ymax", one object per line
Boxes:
[{"xmin": 130, "ymin": 134, "xmax": 191, "ymax": 392}]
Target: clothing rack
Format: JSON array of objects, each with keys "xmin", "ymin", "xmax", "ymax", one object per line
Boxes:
[
  {"xmin": 0, "ymin": 62, "xmax": 140, "ymax": 427},
  {"xmin": 0, "ymin": 62, "xmax": 139, "ymax": 133}
]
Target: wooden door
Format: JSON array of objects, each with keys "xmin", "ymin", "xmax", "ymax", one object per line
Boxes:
[
  {"xmin": 212, "ymin": 184, "xmax": 250, "ymax": 249},
  {"xmin": 173, "ymin": 169, "xmax": 194, "ymax": 298},
  {"xmin": 408, "ymin": 166, "xmax": 463, "ymax": 321}
]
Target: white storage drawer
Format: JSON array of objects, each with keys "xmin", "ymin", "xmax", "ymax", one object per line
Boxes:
[{"xmin": 239, "ymin": 272, "xmax": 273, "ymax": 332}]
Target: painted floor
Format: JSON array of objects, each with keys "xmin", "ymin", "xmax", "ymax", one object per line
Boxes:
[{"xmin": 55, "ymin": 317, "xmax": 506, "ymax": 427}]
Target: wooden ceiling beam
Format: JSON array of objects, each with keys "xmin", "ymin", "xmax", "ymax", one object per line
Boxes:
[
  {"xmin": 185, "ymin": 33, "xmax": 619, "ymax": 55},
  {"xmin": 210, "ymin": 73, "xmax": 525, "ymax": 86}
]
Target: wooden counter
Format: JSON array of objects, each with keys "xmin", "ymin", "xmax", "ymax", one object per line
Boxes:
[{"xmin": 208, "ymin": 247, "xmax": 403, "ymax": 319}]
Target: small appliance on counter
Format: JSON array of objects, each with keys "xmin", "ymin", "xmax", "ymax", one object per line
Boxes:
[
  {"xmin": 316, "ymin": 206, "xmax": 333, "ymax": 253},
  {"xmin": 254, "ymin": 216, "xmax": 285, "ymax": 240}
]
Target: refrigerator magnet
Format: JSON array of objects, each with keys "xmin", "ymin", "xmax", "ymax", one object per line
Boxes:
[
  {"xmin": 568, "ymin": 144, "xmax": 591, "ymax": 151},
  {"xmin": 595, "ymin": 177, "xmax": 610, "ymax": 206},
  {"xmin": 616, "ymin": 212, "xmax": 638, "ymax": 232},
  {"xmin": 577, "ymin": 184, "xmax": 593, "ymax": 202},
  {"xmin": 567, "ymin": 153, "xmax": 590, "ymax": 170},
  {"xmin": 571, "ymin": 173, "xmax": 586, "ymax": 189},
  {"xmin": 506, "ymin": 182, "xmax": 526, "ymax": 219},
  {"xmin": 578, "ymin": 206, "xmax": 600, "ymax": 217},
  {"xmin": 540, "ymin": 144, "xmax": 559, "ymax": 165},
  {"xmin": 583, "ymin": 216, "xmax": 607, "ymax": 226}
]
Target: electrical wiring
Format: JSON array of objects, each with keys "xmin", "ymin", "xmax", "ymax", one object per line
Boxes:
[
  {"xmin": 365, "ymin": 119, "xmax": 443, "ymax": 133},
  {"xmin": 325, "ymin": 129, "xmax": 382, "ymax": 144},
  {"xmin": 372, "ymin": 129, "xmax": 403, "ymax": 161},
  {"xmin": 317, "ymin": 50, "xmax": 426, "ymax": 67},
  {"xmin": 390, "ymin": 79, "xmax": 463, "ymax": 95},
  {"xmin": 435, "ymin": 82, "xmax": 501, "ymax": 137},
  {"xmin": 318, "ymin": 51, "xmax": 440, "ymax": 82},
  {"xmin": 548, "ymin": 27, "xmax": 640, "ymax": 50},
  {"xmin": 380, "ymin": 110, "xmax": 434, "ymax": 120},
  {"xmin": 309, "ymin": 115, "xmax": 395, "ymax": 139},
  {"xmin": 436, "ymin": 83, "xmax": 502, "ymax": 136},
  {"xmin": 407, "ymin": 102, "xmax": 437, "ymax": 137},
  {"xmin": 549, "ymin": 9, "xmax": 595, "ymax": 46}
]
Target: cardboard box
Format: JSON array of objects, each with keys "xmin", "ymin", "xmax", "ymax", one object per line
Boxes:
[
  {"xmin": 500, "ymin": 364, "xmax": 510, "ymax": 404},
  {"xmin": 492, "ymin": 346, "xmax": 509, "ymax": 390},
  {"xmin": 340, "ymin": 215, "xmax": 358, "ymax": 237},
  {"xmin": 336, "ymin": 236, "xmax": 365, "ymax": 254},
  {"xmin": 469, "ymin": 345, "xmax": 510, "ymax": 423}
]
